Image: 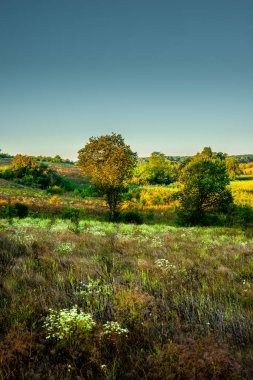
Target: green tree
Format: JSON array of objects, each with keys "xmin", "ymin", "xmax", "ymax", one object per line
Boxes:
[
  {"xmin": 132, "ymin": 152, "xmax": 176, "ymax": 185},
  {"xmin": 224, "ymin": 156, "xmax": 240, "ymax": 180},
  {"xmin": 78, "ymin": 133, "xmax": 137, "ymax": 220},
  {"xmin": 177, "ymin": 147, "xmax": 233, "ymax": 225}
]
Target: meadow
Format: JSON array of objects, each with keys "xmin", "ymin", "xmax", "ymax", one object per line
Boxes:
[
  {"xmin": 0, "ymin": 218, "xmax": 253, "ymax": 379},
  {"xmin": 1, "ymin": 157, "xmax": 253, "ymax": 379}
]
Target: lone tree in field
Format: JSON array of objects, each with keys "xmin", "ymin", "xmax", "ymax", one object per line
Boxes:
[
  {"xmin": 177, "ymin": 147, "xmax": 233, "ymax": 225},
  {"xmin": 78, "ymin": 133, "xmax": 137, "ymax": 220}
]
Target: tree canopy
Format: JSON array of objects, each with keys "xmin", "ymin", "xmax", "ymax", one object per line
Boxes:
[
  {"xmin": 78, "ymin": 133, "xmax": 137, "ymax": 219},
  {"xmin": 132, "ymin": 152, "xmax": 176, "ymax": 185},
  {"xmin": 177, "ymin": 147, "xmax": 234, "ymax": 225}
]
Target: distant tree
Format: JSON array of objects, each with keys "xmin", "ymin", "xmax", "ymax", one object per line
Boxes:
[
  {"xmin": 185, "ymin": 147, "xmax": 241, "ymax": 180},
  {"xmin": 178, "ymin": 157, "xmax": 192, "ymax": 172},
  {"xmin": 177, "ymin": 147, "xmax": 233, "ymax": 225},
  {"xmin": 132, "ymin": 161, "xmax": 151, "ymax": 185},
  {"xmin": 132, "ymin": 152, "xmax": 176, "ymax": 185},
  {"xmin": 78, "ymin": 133, "xmax": 137, "ymax": 220},
  {"xmin": 148, "ymin": 152, "xmax": 176, "ymax": 184},
  {"xmin": 0, "ymin": 148, "xmax": 13, "ymax": 159},
  {"xmin": 224, "ymin": 156, "xmax": 240, "ymax": 180},
  {"xmin": 11, "ymin": 155, "xmax": 39, "ymax": 175}
]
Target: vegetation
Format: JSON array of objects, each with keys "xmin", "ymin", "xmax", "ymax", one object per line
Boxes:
[
  {"xmin": 34, "ymin": 154, "xmax": 75, "ymax": 164},
  {"xmin": 132, "ymin": 152, "xmax": 176, "ymax": 185},
  {"xmin": 176, "ymin": 147, "xmax": 233, "ymax": 225},
  {"xmin": 78, "ymin": 133, "xmax": 137, "ymax": 220},
  {"xmin": 0, "ymin": 219, "xmax": 253, "ymax": 378},
  {"xmin": 0, "ymin": 149, "xmax": 13, "ymax": 159},
  {"xmin": 0, "ymin": 141, "xmax": 253, "ymax": 378},
  {"xmin": 0, "ymin": 154, "xmax": 76, "ymax": 192}
]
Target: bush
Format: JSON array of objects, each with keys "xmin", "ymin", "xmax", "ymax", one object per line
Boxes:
[
  {"xmin": 119, "ymin": 210, "xmax": 144, "ymax": 224},
  {"xmin": 78, "ymin": 185, "xmax": 100, "ymax": 198},
  {"xmin": 46, "ymin": 185, "xmax": 63, "ymax": 195},
  {"xmin": 13, "ymin": 203, "xmax": 29, "ymax": 218},
  {"xmin": 3, "ymin": 202, "xmax": 29, "ymax": 220},
  {"xmin": 226, "ymin": 204, "xmax": 253, "ymax": 228},
  {"xmin": 60, "ymin": 207, "xmax": 80, "ymax": 223},
  {"xmin": 43, "ymin": 306, "xmax": 96, "ymax": 346}
]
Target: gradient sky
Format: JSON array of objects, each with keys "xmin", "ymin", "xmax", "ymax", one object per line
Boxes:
[{"xmin": 0, "ymin": 0, "xmax": 252, "ymax": 159}]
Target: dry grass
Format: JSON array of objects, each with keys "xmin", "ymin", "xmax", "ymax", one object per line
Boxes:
[{"xmin": 0, "ymin": 219, "xmax": 253, "ymax": 379}]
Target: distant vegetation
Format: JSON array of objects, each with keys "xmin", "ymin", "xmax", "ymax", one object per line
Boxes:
[
  {"xmin": 0, "ymin": 138, "xmax": 253, "ymax": 379},
  {"xmin": 0, "ymin": 149, "xmax": 13, "ymax": 159},
  {"xmin": 0, "ymin": 154, "xmax": 76, "ymax": 193},
  {"xmin": 34, "ymin": 154, "xmax": 75, "ymax": 164},
  {"xmin": 0, "ymin": 139, "xmax": 253, "ymax": 227}
]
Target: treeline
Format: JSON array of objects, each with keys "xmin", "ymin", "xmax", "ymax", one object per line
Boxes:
[
  {"xmin": 141, "ymin": 154, "xmax": 253, "ymax": 164},
  {"xmin": 132, "ymin": 149, "xmax": 240, "ymax": 186},
  {"xmin": 0, "ymin": 150, "xmax": 13, "ymax": 159},
  {"xmin": 233, "ymin": 154, "xmax": 253, "ymax": 163},
  {"xmin": 0, "ymin": 149, "xmax": 75, "ymax": 164},
  {"xmin": 35, "ymin": 154, "xmax": 75, "ymax": 164}
]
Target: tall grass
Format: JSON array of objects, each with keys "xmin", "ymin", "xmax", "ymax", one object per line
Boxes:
[{"xmin": 0, "ymin": 219, "xmax": 253, "ymax": 378}]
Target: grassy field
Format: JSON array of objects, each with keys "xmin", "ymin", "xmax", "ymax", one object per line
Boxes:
[
  {"xmin": 1, "ymin": 160, "xmax": 253, "ymax": 378},
  {"xmin": 0, "ymin": 219, "xmax": 253, "ymax": 379}
]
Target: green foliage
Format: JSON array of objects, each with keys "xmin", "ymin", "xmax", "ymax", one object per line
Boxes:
[
  {"xmin": 226, "ymin": 204, "xmax": 253, "ymax": 228},
  {"xmin": 43, "ymin": 306, "xmax": 96, "ymax": 343},
  {"xmin": 60, "ymin": 207, "xmax": 80, "ymax": 223},
  {"xmin": 78, "ymin": 133, "xmax": 137, "ymax": 220},
  {"xmin": 12, "ymin": 203, "xmax": 29, "ymax": 218},
  {"xmin": 3, "ymin": 202, "xmax": 29, "ymax": 220},
  {"xmin": 118, "ymin": 210, "xmax": 144, "ymax": 224},
  {"xmin": 77, "ymin": 185, "xmax": 100, "ymax": 198},
  {"xmin": 34, "ymin": 154, "xmax": 74, "ymax": 164},
  {"xmin": 0, "ymin": 154, "xmax": 77, "ymax": 192},
  {"xmin": 133, "ymin": 152, "xmax": 176, "ymax": 185},
  {"xmin": 233, "ymin": 154, "xmax": 253, "ymax": 163},
  {"xmin": 225, "ymin": 156, "xmax": 241, "ymax": 179},
  {"xmin": 0, "ymin": 151, "xmax": 13, "ymax": 159},
  {"xmin": 102, "ymin": 321, "xmax": 128, "ymax": 336},
  {"xmin": 177, "ymin": 147, "xmax": 234, "ymax": 225}
]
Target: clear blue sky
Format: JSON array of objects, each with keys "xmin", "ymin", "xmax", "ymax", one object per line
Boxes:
[{"xmin": 0, "ymin": 0, "xmax": 252, "ymax": 159}]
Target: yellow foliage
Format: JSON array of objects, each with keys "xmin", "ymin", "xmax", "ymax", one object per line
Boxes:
[
  {"xmin": 229, "ymin": 180, "xmax": 253, "ymax": 207},
  {"xmin": 49, "ymin": 195, "xmax": 60, "ymax": 206},
  {"xmin": 122, "ymin": 185, "xmax": 180, "ymax": 210}
]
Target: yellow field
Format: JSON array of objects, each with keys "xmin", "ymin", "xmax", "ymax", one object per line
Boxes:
[{"xmin": 229, "ymin": 179, "xmax": 253, "ymax": 207}]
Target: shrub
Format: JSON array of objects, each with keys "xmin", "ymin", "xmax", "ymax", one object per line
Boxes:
[
  {"xmin": 226, "ymin": 204, "xmax": 253, "ymax": 228},
  {"xmin": 43, "ymin": 306, "xmax": 96, "ymax": 344},
  {"xmin": 46, "ymin": 185, "xmax": 63, "ymax": 195},
  {"xmin": 177, "ymin": 148, "xmax": 233, "ymax": 226},
  {"xmin": 60, "ymin": 207, "xmax": 80, "ymax": 223},
  {"xmin": 79, "ymin": 185, "xmax": 100, "ymax": 198},
  {"xmin": 102, "ymin": 321, "xmax": 129, "ymax": 336},
  {"xmin": 119, "ymin": 211, "xmax": 144, "ymax": 224},
  {"xmin": 13, "ymin": 203, "xmax": 29, "ymax": 218}
]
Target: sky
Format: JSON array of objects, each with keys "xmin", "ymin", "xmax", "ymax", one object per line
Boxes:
[{"xmin": 0, "ymin": 0, "xmax": 252, "ymax": 160}]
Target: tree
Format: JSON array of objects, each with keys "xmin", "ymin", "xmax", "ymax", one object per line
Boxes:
[
  {"xmin": 78, "ymin": 133, "xmax": 137, "ymax": 220},
  {"xmin": 177, "ymin": 147, "xmax": 233, "ymax": 225},
  {"xmin": 11, "ymin": 154, "xmax": 39, "ymax": 176},
  {"xmin": 6, "ymin": 154, "xmax": 55, "ymax": 188},
  {"xmin": 132, "ymin": 152, "xmax": 176, "ymax": 185},
  {"xmin": 224, "ymin": 156, "xmax": 240, "ymax": 180}
]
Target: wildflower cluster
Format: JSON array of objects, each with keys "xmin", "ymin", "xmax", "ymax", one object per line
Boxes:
[
  {"xmin": 155, "ymin": 258, "xmax": 176, "ymax": 271},
  {"xmin": 43, "ymin": 306, "xmax": 95, "ymax": 341},
  {"xmin": 76, "ymin": 278, "xmax": 112, "ymax": 298},
  {"xmin": 56, "ymin": 242, "xmax": 75, "ymax": 255},
  {"xmin": 103, "ymin": 321, "xmax": 129, "ymax": 336}
]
